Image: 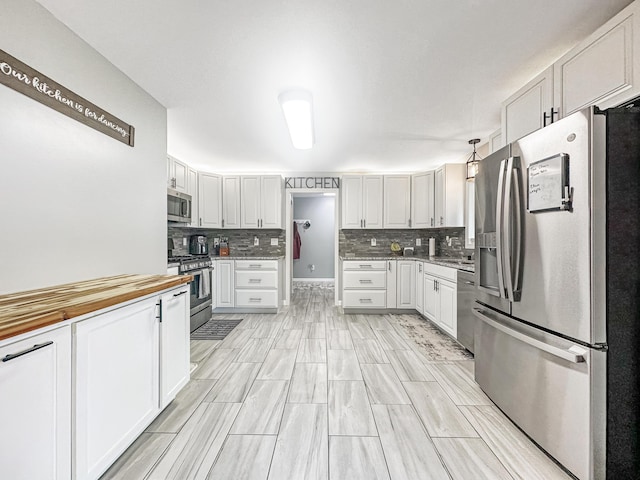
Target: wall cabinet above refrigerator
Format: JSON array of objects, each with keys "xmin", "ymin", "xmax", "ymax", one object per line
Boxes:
[{"xmin": 502, "ymin": 0, "xmax": 640, "ymax": 144}]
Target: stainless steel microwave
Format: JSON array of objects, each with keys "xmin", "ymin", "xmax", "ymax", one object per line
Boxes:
[{"xmin": 167, "ymin": 188, "xmax": 192, "ymax": 223}]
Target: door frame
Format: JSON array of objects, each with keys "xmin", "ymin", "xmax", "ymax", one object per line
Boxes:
[{"xmin": 285, "ymin": 189, "xmax": 339, "ymax": 306}]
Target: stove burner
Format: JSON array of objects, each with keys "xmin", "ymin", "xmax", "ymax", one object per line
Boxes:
[{"xmin": 168, "ymin": 254, "xmax": 212, "ymax": 273}]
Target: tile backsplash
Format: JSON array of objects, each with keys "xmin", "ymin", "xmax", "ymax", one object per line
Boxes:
[
  {"xmin": 339, "ymin": 228, "xmax": 473, "ymax": 259},
  {"xmin": 168, "ymin": 227, "xmax": 286, "ymax": 257}
]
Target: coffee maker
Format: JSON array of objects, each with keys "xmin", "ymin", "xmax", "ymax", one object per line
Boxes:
[{"xmin": 189, "ymin": 235, "xmax": 208, "ymax": 255}]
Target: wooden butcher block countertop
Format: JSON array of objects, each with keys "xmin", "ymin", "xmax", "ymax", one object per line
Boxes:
[{"xmin": 0, "ymin": 274, "xmax": 192, "ymax": 342}]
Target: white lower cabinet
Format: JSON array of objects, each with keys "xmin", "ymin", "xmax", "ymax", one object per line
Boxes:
[
  {"xmin": 159, "ymin": 287, "xmax": 190, "ymax": 408},
  {"xmin": 0, "ymin": 325, "xmax": 71, "ymax": 480},
  {"xmin": 74, "ymin": 297, "xmax": 160, "ymax": 480},
  {"xmin": 397, "ymin": 260, "xmax": 416, "ymax": 309},
  {"xmin": 423, "ymin": 263, "xmax": 457, "ymax": 338},
  {"xmin": 235, "ymin": 260, "xmax": 279, "ymax": 308},
  {"xmin": 415, "ymin": 262, "xmax": 424, "ymax": 314},
  {"xmin": 342, "ymin": 260, "xmax": 387, "ymax": 308},
  {"xmin": 216, "ymin": 259, "xmax": 235, "ymax": 308}
]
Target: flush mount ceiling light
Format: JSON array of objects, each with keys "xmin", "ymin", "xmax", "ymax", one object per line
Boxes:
[
  {"xmin": 278, "ymin": 90, "xmax": 314, "ymax": 150},
  {"xmin": 466, "ymin": 138, "xmax": 482, "ymax": 181}
]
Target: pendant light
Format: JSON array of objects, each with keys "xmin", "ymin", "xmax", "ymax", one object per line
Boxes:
[{"xmin": 466, "ymin": 138, "xmax": 482, "ymax": 180}]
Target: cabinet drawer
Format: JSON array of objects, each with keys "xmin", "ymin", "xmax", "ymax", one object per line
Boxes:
[
  {"xmin": 343, "ymin": 290, "xmax": 386, "ymax": 308},
  {"xmin": 343, "ymin": 271, "xmax": 386, "ymax": 289},
  {"xmin": 235, "ymin": 270, "xmax": 278, "ymax": 288},
  {"xmin": 235, "ymin": 290, "xmax": 278, "ymax": 308},
  {"xmin": 423, "ymin": 262, "xmax": 457, "ymax": 282},
  {"xmin": 235, "ymin": 260, "xmax": 277, "ymax": 270},
  {"xmin": 343, "ymin": 260, "xmax": 386, "ymax": 271}
]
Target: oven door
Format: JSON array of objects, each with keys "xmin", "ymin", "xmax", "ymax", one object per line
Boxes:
[{"xmin": 188, "ymin": 269, "xmax": 211, "ymax": 332}]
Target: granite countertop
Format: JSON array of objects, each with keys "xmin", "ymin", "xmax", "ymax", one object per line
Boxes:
[
  {"xmin": 340, "ymin": 255, "xmax": 475, "ymax": 273},
  {"xmin": 211, "ymin": 256, "xmax": 284, "ymax": 260},
  {"xmin": 0, "ymin": 274, "xmax": 192, "ymax": 342}
]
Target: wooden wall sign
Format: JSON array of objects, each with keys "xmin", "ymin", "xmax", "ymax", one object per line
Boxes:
[
  {"xmin": 285, "ymin": 177, "xmax": 340, "ymax": 189},
  {"xmin": 0, "ymin": 49, "xmax": 135, "ymax": 146}
]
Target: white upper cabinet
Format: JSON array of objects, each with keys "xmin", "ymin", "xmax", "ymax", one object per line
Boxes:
[
  {"xmin": 502, "ymin": 66, "xmax": 554, "ymax": 144},
  {"xmin": 241, "ymin": 176, "xmax": 260, "ymax": 228},
  {"xmin": 501, "ymin": 2, "xmax": 640, "ymax": 143},
  {"xmin": 198, "ymin": 172, "xmax": 222, "ymax": 228},
  {"xmin": 434, "ymin": 163, "xmax": 465, "ymax": 228},
  {"xmin": 222, "ymin": 176, "xmax": 241, "ymax": 229},
  {"xmin": 187, "ymin": 167, "xmax": 198, "ymax": 227},
  {"xmin": 341, "ymin": 175, "xmax": 384, "ymax": 229},
  {"xmin": 554, "ymin": 1, "xmax": 640, "ymax": 116},
  {"xmin": 489, "ymin": 129, "xmax": 504, "ymax": 154},
  {"xmin": 341, "ymin": 175, "xmax": 363, "ymax": 229},
  {"xmin": 167, "ymin": 155, "xmax": 188, "ymax": 193},
  {"xmin": 383, "ymin": 175, "xmax": 411, "ymax": 228},
  {"xmin": 362, "ymin": 176, "xmax": 384, "ymax": 229},
  {"xmin": 241, "ymin": 176, "xmax": 283, "ymax": 229},
  {"xmin": 411, "ymin": 171, "xmax": 435, "ymax": 228}
]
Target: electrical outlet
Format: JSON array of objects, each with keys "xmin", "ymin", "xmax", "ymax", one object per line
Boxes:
[
  {"xmin": 371, "ymin": 238, "xmax": 377, "ymax": 246},
  {"xmin": 415, "ymin": 238, "xmax": 422, "ymax": 246},
  {"xmin": 183, "ymin": 237, "xmax": 188, "ymax": 246},
  {"xmin": 254, "ymin": 236, "xmax": 259, "ymax": 246},
  {"xmin": 271, "ymin": 238, "xmax": 278, "ymax": 246}
]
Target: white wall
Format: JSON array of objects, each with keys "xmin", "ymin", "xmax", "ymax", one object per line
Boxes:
[
  {"xmin": 0, "ymin": 0, "xmax": 167, "ymax": 294},
  {"xmin": 293, "ymin": 196, "xmax": 336, "ymax": 279}
]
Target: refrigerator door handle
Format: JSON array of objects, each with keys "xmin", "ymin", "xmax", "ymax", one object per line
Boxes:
[
  {"xmin": 503, "ymin": 156, "xmax": 522, "ymax": 302},
  {"xmin": 495, "ymin": 158, "xmax": 507, "ymax": 299},
  {"xmin": 472, "ymin": 308, "xmax": 586, "ymax": 363}
]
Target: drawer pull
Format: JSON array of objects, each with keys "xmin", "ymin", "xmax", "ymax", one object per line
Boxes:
[
  {"xmin": 359, "ymin": 298, "xmax": 373, "ymax": 303},
  {"xmin": 359, "ymin": 279, "xmax": 373, "ymax": 284},
  {"xmin": 2, "ymin": 341, "xmax": 53, "ymax": 363},
  {"xmin": 249, "ymin": 297, "xmax": 262, "ymax": 302},
  {"xmin": 173, "ymin": 290, "xmax": 187, "ymax": 297},
  {"xmin": 359, "ymin": 264, "xmax": 373, "ymax": 268},
  {"xmin": 249, "ymin": 264, "xmax": 262, "ymax": 269},
  {"xmin": 249, "ymin": 278, "xmax": 262, "ymax": 283}
]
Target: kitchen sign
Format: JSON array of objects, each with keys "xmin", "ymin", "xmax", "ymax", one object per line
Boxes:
[
  {"xmin": 0, "ymin": 49, "xmax": 135, "ymax": 146},
  {"xmin": 285, "ymin": 177, "xmax": 340, "ymax": 189}
]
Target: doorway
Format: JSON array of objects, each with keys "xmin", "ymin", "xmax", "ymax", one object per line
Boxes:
[{"xmin": 285, "ymin": 190, "xmax": 339, "ymax": 306}]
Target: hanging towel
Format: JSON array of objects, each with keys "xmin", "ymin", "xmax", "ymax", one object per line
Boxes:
[
  {"xmin": 198, "ymin": 268, "xmax": 211, "ymax": 299},
  {"xmin": 293, "ymin": 221, "xmax": 302, "ymax": 259}
]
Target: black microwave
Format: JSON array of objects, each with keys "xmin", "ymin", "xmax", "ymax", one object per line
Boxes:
[{"xmin": 167, "ymin": 188, "xmax": 192, "ymax": 223}]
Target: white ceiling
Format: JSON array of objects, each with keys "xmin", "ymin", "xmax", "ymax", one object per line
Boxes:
[{"xmin": 36, "ymin": 0, "xmax": 632, "ymax": 173}]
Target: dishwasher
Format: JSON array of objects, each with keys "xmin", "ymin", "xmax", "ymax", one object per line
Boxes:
[{"xmin": 456, "ymin": 270, "xmax": 476, "ymax": 353}]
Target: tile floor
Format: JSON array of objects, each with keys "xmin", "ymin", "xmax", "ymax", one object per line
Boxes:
[{"xmin": 100, "ymin": 282, "xmax": 573, "ymax": 480}]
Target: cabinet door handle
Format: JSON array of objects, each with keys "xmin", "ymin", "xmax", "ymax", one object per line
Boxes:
[
  {"xmin": 408, "ymin": 219, "xmax": 411, "ymax": 228},
  {"xmin": 173, "ymin": 290, "xmax": 187, "ymax": 297},
  {"xmin": 431, "ymin": 218, "xmax": 434, "ymax": 227},
  {"xmin": 388, "ymin": 261, "xmax": 391, "ymax": 271},
  {"xmin": 199, "ymin": 217, "xmax": 202, "ymax": 226},
  {"xmin": 364, "ymin": 219, "xmax": 366, "ymax": 228},
  {"xmin": 360, "ymin": 219, "xmax": 363, "ymax": 228},
  {"xmin": 2, "ymin": 341, "xmax": 53, "ymax": 363},
  {"xmin": 440, "ymin": 216, "xmax": 443, "ymax": 226},
  {"xmin": 222, "ymin": 219, "xmax": 225, "ymax": 228}
]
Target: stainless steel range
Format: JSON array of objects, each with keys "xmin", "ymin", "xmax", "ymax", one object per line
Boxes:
[{"xmin": 169, "ymin": 255, "xmax": 212, "ymax": 332}]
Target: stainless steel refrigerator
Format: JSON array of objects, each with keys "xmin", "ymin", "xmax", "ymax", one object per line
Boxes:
[{"xmin": 473, "ymin": 106, "xmax": 640, "ymax": 480}]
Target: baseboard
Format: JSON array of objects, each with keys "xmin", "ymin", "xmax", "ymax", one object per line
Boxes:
[{"xmin": 293, "ymin": 278, "xmax": 335, "ymax": 282}]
